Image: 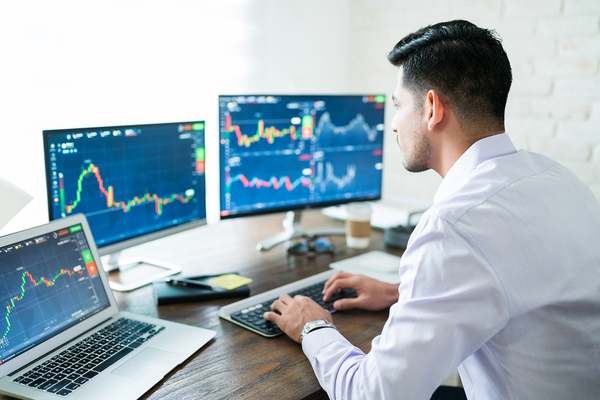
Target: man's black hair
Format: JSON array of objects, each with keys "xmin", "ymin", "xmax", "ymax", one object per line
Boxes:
[{"xmin": 388, "ymin": 20, "xmax": 512, "ymax": 131}]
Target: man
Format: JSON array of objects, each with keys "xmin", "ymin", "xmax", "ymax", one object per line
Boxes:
[{"xmin": 264, "ymin": 20, "xmax": 600, "ymax": 399}]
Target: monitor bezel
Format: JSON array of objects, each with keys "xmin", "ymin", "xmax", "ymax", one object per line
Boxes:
[
  {"xmin": 42, "ymin": 121, "xmax": 208, "ymax": 256},
  {"xmin": 218, "ymin": 94, "xmax": 385, "ymax": 220}
]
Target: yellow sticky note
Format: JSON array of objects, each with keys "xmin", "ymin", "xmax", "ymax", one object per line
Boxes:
[{"xmin": 207, "ymin": 274, "xmax": 253, "ymax": 290}]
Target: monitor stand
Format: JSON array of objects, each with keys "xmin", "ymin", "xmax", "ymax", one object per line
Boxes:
[
  {"xmin": 102, "ymin": 252, "xmax": 126, "ymax": 272},
  {"xmin": 256, "ymin": 210, "xmax": 346, "ymax": 251},
  {"xmin": 101, "ymin": 251, "xmax": 182, "ymax": 292}
]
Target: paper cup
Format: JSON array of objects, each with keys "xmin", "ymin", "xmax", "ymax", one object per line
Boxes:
[{"xmin": 345, "ymin": 203, "xmax": 372, "ymax": 249}]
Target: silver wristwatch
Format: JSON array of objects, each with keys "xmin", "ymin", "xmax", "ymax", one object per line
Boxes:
[{"xmin": 300, "ymin": 319, "xmax": 337, "ymax": 342}]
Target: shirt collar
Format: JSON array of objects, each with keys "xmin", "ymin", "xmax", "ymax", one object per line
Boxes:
[{"xmin": 433, "ymin": 133, "xmax": 517, "ymax": 204}]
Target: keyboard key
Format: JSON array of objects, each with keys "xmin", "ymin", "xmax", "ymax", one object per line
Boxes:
[
  {"xmin": 16, "ymin": 378, "xmax": 33, "ymax": 385},
  {"xmin": 82, "ymin": 370, "xmax": 99, "ymax": 379},
  {"xmin": 28, "ymin": 378, "xmax": 47, "ymax": 388},
  {"xmin": 47, "ymin": 379, "xmax": 71, "ymax": 393},
  {"xmin": 65, "ymin": 382, "xmax": 81, "ymax": 391},
  {"xmin": 138, "ymin": 324, "xmax": 155, "ymax": 334},
  {"xmin": 93, "ymin": 347, "xmax": 134, "ymax": 372},
  {"xmin": 38, "ymin": 379, "xmax": 58, "ymax": 391}
]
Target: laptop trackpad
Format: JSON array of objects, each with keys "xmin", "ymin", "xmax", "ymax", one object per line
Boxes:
[{"xmin": 111, "ymin": 347, "xmax": 182, "ymax": 382}]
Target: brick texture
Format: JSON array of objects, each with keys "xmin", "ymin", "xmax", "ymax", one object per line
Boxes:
[{"xmin": 350, "ymin": 0, "xmax": 600, "ymax": 203}]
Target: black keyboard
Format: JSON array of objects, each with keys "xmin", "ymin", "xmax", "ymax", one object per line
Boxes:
[
  {"xmin": 12, "ymin": 317, "xmax": 164, "ymax": 397},
  {"xmin": 230, "ymin": 280, "xmax": 357, "ymax": 336}
]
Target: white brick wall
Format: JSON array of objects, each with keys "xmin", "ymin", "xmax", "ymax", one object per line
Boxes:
[{"xmin": 349, "ymin": 0, "xmax": 600, "ymax": 203}]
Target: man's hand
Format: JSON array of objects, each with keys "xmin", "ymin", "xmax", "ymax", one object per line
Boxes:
[
  {"xmin": 323, "ymin": 272, "xmax": 400, "ymax": 311},
  {"xmin": 263, "ymin": 294, "xmax": 332, "ymax": 343}
]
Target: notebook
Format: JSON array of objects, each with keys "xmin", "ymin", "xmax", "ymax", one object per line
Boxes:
[
  {"xmin": 0, "ymin": 214, "xmax": 216, "ymax": 399},
  {"xmin": 152, "ymin": 274, "xmax": 250, "ymax": 305}
]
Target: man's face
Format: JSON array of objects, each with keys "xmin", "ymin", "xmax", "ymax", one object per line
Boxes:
[{"xmin": 390, "ymin": 67, "xmax": 431, "ymax": 173}]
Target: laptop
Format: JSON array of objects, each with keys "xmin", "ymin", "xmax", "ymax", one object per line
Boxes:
[{"xmin": 0, "ymin": 214, "xmax": 216, "ymax": 399}]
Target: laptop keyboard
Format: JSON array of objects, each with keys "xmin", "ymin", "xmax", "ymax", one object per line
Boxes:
[
  {"xmin": 12, "ymin": 317, "xmax": 164, "ymax": 397},
  {"xmin": 230, "ymin": 279, "xmax": 357, "ymax": 336}
]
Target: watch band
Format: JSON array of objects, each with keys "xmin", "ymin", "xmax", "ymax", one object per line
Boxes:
[{"xmin": 300, "ymin": 319, "xmax": 337, "ymax": 342}]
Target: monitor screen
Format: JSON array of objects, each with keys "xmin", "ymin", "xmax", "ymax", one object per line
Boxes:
[
  {"xmin": 43, "ymin": 121, "xmax": 207, "ymax": 258},
  {"xmin": 219, "ymin": 95, "xmax": 385, "ymax": 219}
]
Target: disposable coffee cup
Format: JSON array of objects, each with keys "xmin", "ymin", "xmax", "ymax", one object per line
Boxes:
[{"xmin": 345, "ymin": 203, "xmax": 372, "ymax": 249}]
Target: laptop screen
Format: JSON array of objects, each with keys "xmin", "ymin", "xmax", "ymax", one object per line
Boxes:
[{"xmin": 0, "ymin": 223, "xmax": 110, "ymax": 366}]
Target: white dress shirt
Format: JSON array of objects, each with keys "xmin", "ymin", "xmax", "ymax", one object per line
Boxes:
[{"xmin": 302, "ymin": 133, "xmax": 600, "ymax": 399}]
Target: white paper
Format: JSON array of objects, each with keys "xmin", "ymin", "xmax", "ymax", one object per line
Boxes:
[
  {"xmin": 0, "ymin": 177, "xmax": 33, "ymax": 231},
  {"xmin": 329, "ymin": 250, "xmax": 401, "ymax": 284}
]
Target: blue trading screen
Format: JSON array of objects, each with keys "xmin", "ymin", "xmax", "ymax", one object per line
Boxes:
[
  {"xmin": 0, "ymin": 223, "xmax": 110, "ymax": 365},
  {"xmin": 219, "ymin": 95, "xmax": 385, "ymax": 218},
  {"xmin": 44, "ymin": 122, "xmax": 206, "ymax": 248}
]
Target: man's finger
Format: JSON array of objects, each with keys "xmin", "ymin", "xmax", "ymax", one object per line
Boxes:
[
  {"xmin": 333, "ymin": 297, "xmax": 361, "ymax": 311},
  {"xmin": 270, "ymin": 299, "xmax": 283, "ymax": 313},
  {"xmin": 278, "ymin": 293, "xmax": 293, "ymax": 304},
  {"xmin": 323, "ymin": 272, "xmax": 351, "ymax": 292},
  {"xmin": 323, "ymin": 277, "xmax": 354, "ymax": 301},
  {"xmin": 263, "ymin": 311, "xmax": 280, "ymax": 323},
  {"xmin": 271, "ymin": 292, "xmax": 294, "ymax": 312}
]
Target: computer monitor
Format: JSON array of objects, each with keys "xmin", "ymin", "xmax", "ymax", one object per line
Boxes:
[
  {"xmin": 218, "ymin": 95, "xmax": 385, "ymax": 250},
  {"xmin": 43, "ymin": 121, "xmax": 207, "ymax": 273}
]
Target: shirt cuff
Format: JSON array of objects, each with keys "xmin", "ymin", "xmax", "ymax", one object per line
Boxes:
[{"xmin": 302, "ymin": 325, "xmax": 348, "ymax": 361}]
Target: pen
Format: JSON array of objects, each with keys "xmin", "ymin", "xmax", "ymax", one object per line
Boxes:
[{"xmin": 165, "ymin": 277, "xmax": 215, "ymax": 290}]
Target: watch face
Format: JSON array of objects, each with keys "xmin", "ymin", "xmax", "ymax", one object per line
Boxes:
[
  {"xmin": 301, "ymin": 319, "xmax": 335, "ymax": 341},
  {"xmin": 308, "ymin": 319, "xmax": 326, "ymax": 328}
]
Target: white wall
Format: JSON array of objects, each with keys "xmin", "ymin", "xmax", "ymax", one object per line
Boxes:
[
  {"xmin": 2, "ymin": 0, "xmax": 599, "ymax": 235},
  {"xmin": 0, "ymin": 0, "xmax": 351, "ymax": 234}
]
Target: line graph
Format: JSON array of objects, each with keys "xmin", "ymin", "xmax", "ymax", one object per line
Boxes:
[
  {"xmin": 314, "ymin": 162, "xmax": 357, "ymax": 193},
  {"xmin": 60, "ymin": 163, "xmax": 195, "ymax": 216},
  {"xmin": 315, "ymin": 112, "xmax": 379, "ymax": 142}
]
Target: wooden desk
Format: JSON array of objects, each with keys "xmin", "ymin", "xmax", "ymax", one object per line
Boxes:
[{"xmin": 1, "ymin": 210, "xmax": 404, "ymax": 400}]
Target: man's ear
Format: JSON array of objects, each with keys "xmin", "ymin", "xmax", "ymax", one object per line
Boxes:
[{"xmin": 426, "ymin": 90, "xmax": 444, "ymax": 131}]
